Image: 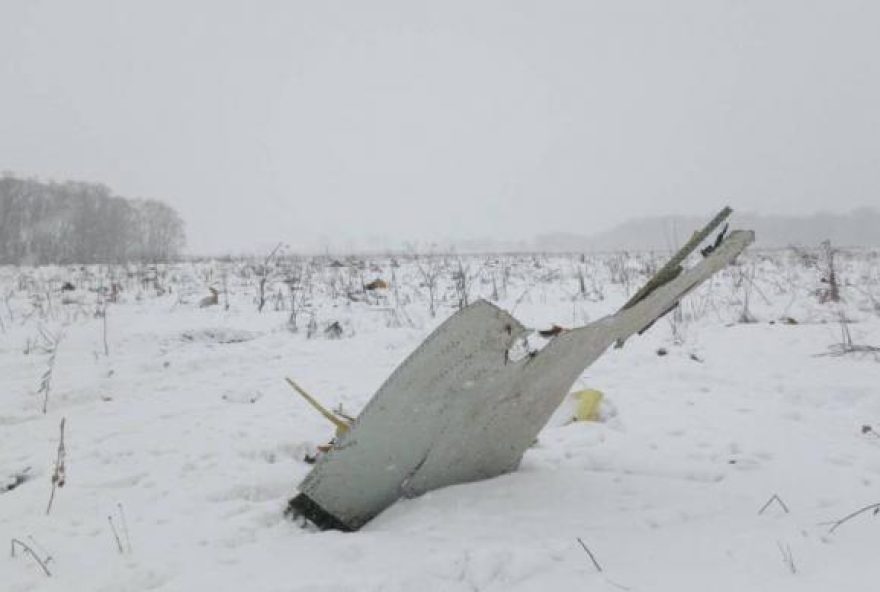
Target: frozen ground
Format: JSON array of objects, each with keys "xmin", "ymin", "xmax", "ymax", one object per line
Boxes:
[{"xmin": 2, "ymin": 248, "xmax": 879, "ymax": 591}]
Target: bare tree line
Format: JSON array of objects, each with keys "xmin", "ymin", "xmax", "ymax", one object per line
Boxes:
[{"xmin": 0, "ymin": 175, "xmax": 185, "ymax": 264}]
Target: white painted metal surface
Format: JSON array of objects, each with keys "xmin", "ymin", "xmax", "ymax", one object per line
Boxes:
[{"xmin": 295, "ymin": 230, "xmax": 755, "ymax": 530}]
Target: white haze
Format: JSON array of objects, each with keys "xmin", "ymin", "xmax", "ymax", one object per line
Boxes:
[{"xmin": 1, "ymin": 1, "xmax": 878, "ymax": 254}]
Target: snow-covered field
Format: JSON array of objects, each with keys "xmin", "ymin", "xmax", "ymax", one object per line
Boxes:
[{"xmin": 2, "ymin": 248, "xmax": 879, "ymax": 591}]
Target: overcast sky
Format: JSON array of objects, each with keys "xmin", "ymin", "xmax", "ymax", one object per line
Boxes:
[{"xmin": 1, "ymin": 1, "xmax": 878, "ymax": 253}]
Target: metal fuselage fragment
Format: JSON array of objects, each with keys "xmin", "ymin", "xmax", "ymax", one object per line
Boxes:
[{"xmin": 291, "ymin": 230, "xmax": 755, "ymax": 531}]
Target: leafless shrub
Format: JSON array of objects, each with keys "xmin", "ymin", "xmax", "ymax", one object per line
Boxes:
[
  {"xmin": 3, "ymin": 287, "xmax": 14, "ymax": 325},
  {"xmin": 2, "ymin": 467, "xmax": 32, "ymax": 493},
  {"xmin": 452, "ymin": 258, "xmax": 470, "ymax": 310},
  {"xmin": 732, "ymin": 263, "xmax": 759, "ymax": 323},
  {"xmin": 818, "ymin": 311, "xmax": 880, "ymax": 359},
  {"xmin": 607, "ymin": 252, "xmax": 633, "ymax": 295},
  {"xmin": 576, "ymin": 264, "xmax": 588, "ymax": 300},
  {"xmin": 818, "ymin": 240, "xmax": 841, "ymax": 303},
  {"xmin": 666, "ymin": 304, "xmax": 687, "ymax": 345},
  {"xmin": 97, "ymin": 298, "xmax": 109, "ymax": 356},
  {"xmin": 387, "ymin": 266, "xmax": 414, "ymax": 328},
  {"xmin": 306, "ymin": 312, "xmax": 318, "ymax": 339},
  {"xmin": 38, "ymin": 330, "xmax": 64, "ymax": 414},
  {"xmin": 451, "ymin": 257, "xmax": 487, "ymax": 310},
  {"xmin": 415, "ymin": 253, "xmax": 443, "ymax": 317},
  {"xmin": 285, "ymin": 276, "xmax": 302, "ymax": 332},
  {"xmin": 221, "ymin": 271, "xmax": 230, "ymax": 310},
  {"xmin": 255, "ymin": 242, "xmax": 283, "ymax": 313}
]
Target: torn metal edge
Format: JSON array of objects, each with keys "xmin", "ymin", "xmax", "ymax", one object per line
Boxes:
[{"xmin": 286, "ymin": 493, "xmax": 354, "ymax": 532}]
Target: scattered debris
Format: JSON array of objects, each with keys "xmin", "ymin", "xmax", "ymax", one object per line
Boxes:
[
  {"xmin": 538, "ymin": 324, "xmax": 566, "ymax": 338},
  {"xmin": 1, "ymin": 467, "xmax": 32, "ymax": 493},
  {"xmin": 199, "ymin": 287, "xmax": 219, "ymax": 308},
  {"xmin": 365, "ymin": 279, "xmax": 388, "ymax": 291},
  {"xmin": 572, "ymin": 389, "xmax": 603, "ymax": 422},
  {"xmin": 699, "ymin": 223, "xmax": 729, "ymax": 258}
]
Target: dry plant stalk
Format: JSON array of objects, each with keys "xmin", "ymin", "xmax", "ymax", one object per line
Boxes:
[
  {"xmin": 827, "ymin": 502, "xmax": 880, "ymax": 533},
  {"xmin": 46, "ymin": 418, "xmax": 67, "ymax": 515},
  {"xmin": 576, "ymin": 537, "xmax": 603, "ymax": 573},
  {"xmin": 758, "ymin": 493, "xmax": 790, "ymax": 515},
  {"xmin": 108, "ymin": 515, "xmax": 125, "ymax": 554},
  {"xmin": 777, "ymin": 542, "xmax": 796, "ymax": 574},
  {"xmin": 106, "ymin": 503, "xmax": 133, "ymax": 554},
  {"xmin": 10, "ymin": 538, "xmax": 52, "ymax": 577},
  {"xmin": 37, "ymin": 330, "xmax": 62, "ymax": 414}
]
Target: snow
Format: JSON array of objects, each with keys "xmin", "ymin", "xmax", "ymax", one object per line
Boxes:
[{"xmin": 1, "ymin": 250, "xmax": 879, "ymax": 591}]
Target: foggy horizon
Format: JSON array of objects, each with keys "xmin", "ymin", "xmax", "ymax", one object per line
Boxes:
[{"xmin": 3, "ymin": 1, "xmax": 879, "ymax": 254}]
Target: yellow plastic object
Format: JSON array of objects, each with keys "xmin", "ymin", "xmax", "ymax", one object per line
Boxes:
[{"xmin": 572, "ymin": 389, "xmax": 604, "ymax": 422}]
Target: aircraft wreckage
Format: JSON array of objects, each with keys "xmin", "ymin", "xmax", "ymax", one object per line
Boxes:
[{"xmin": 288, "ymin": 208, "xmax": 754, "ymax": 531}]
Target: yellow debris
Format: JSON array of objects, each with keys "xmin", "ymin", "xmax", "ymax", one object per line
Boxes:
[
  {"xmin": 572, "ymin": 389, "xmax": 604, "ymax": 422},
  {"xmin": 285, "ymin": 377, "xmax": 351, "ymax": 437}
]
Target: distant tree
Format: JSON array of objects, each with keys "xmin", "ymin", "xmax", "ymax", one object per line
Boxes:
[{"xmin": 0, "ymin": 175, "xmax": 186, "ymax": 264}]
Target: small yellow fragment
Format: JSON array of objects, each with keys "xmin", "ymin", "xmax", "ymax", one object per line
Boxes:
[
  {"xmin": 285, "ymin": 377, "xmax": 351, "ymax": 437},
  {"xmin": 572, "ymin": 389, "xmax": 604, "ymax": 422}
]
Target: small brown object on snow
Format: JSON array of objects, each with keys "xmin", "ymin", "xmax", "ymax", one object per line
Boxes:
[
  {"xmin": 199, "ymin": 287, "xmax": 219, "ymax": 308},
  {"xmin": 365, "ymin": 279, "xmax": 388, "ymax": 291},
  {"xmin": 538, "ymin": 324, "xmax": 566, "ymax": 338}
]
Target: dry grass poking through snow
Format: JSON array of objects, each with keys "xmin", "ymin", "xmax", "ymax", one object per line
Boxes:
[{"xmin": 1, "ymin": 246, "xmax": 879, "ymax": 591}]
